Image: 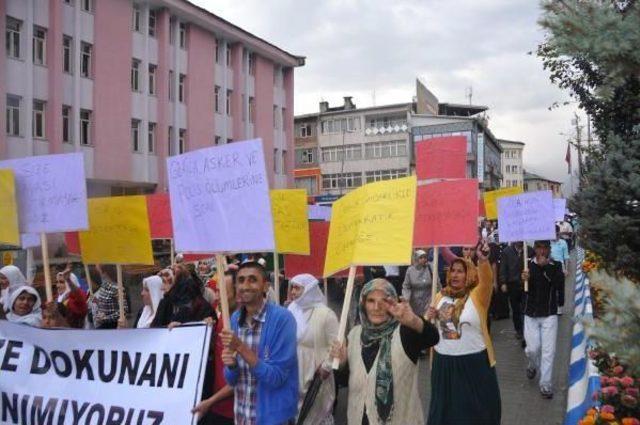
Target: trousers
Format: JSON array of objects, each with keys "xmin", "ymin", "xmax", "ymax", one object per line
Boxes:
[
  {"xmin": 524, "ymin": 315, "xmax": 558, "ymax": 390},
  {"xmin": 507, "ymin": 287, "xmax": 524, "ymax": 335}
]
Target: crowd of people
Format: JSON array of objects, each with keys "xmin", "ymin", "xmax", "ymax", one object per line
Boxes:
[{"xmin": 0, "ymin": 215, "xmax": 577, "ymax": 425}]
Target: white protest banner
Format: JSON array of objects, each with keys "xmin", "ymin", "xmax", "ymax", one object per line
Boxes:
[
  {"xmin": 308, "ymin": 205, "xmax": 332, "ymax": 221},
  {"xmin": 0, "ymin": 321, "xmax": 211, "ymax": 425},
  {"xmin": 553, "ymin": 198, "xmax": 567, "ymax": 221},
  {"xmin": 0, "ymin": 152, "xmax": 88, "ymax": 233},
  {"xmin": 167, "ymin": 139, "xmax": 275, "ymax": 253},
  {"xmin": 497, "ymin": 190, "xmax": 556, "ymax": 243}
]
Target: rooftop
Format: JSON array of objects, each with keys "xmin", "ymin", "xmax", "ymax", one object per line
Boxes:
[{"xmin": 524, "ymin": 170, "xmax": 562, "ymax": 184}]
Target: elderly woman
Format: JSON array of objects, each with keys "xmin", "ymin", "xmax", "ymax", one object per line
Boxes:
[
  {"xmin": 7, "ymin": 285, "xmax": 42, "ymax": 327},
  {"xmin": 332, "ymin": 279, "xmax": 439, "ymax": 425},
  {"xmin": 1, "ymin": 265, "xmax": 28, "ymax": 312},
  {"xmin": 288, "ymin": 274, "xmax": 339, "ymax": 424},
  {"xmin": 134, "ymin": 276, "xmax": 164, "ymax": 328},
  {"xmin": 402, "ymin": 249, "xmax": 433, "ymax": 315},
  {"xmin": 426, "ymin": 242, "xmax": 501, "ymax": 425}
]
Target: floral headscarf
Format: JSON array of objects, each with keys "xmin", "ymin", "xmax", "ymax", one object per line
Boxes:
[{"xmin": 441, "ymin": 258, "xmax": 479, "ymax": 325}]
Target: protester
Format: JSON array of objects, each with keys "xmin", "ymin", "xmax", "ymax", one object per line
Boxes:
[
  {"xmin": 158, "ymin": 268, "xmax": 175, "ymax": 294},
  {"xmin": 92, "ymin": 265, "xmax": 129, "ymax": 329},
  {"xmin": 134, "ymin": 276, "xmax": 164, "ymax": 328},
  {"xmin": 0, "ymin": 265, "xmax": 28, "ymax": 312},
  {"xmin": 331, "ymin": 278, "xmax": 439, "ymax": 425},
  {"xmin": 41, "ymin": 302, "xmax": 69, "ymax": 328},
  {"xmin": 402, "ymin": 249, "xmax": 433, "ymax": 315},
  {"xmin": 288, "ymin": 273, "xmax": 339, "ymax": 424},
  {"xmin": 550, "ymin": 227, "xmax": 570, "ymax": 276},
  {"xmin": 521, "ymin": 240, "xmax": 565, "ymax": 399},
  {"xmin": 54, "ymin": 266, "xmax": 88, "ymax": 328},
  {"xmin": 558, "ymin": 219, "xmax": 574, "ymax": 250},
  {"xmin": 425, "ymin": 243, "xmax": 501, "ymax": 425},
  {"xmin": 6, "ymin": 285, "xmax": 42, "ymax": 327},
  {"xmin": 499, "ymin": 241, "xmax": 531, "ymax": 342},
  {"xmin": 221, "ymin": 261, "xmax": 298, "ymax": 425}
]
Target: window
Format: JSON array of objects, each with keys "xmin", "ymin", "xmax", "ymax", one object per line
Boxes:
[
  {"xmin": 300, "ymin": 148, "xmax": 315, "ymax": 164},
  {"xmin": 148, "ymin": 10, "xmax": 156, "ymax": 37},
  {"xmin": 178, "ymin": 74, "xmax": 186, "ymax": 102},
  {"xmin": 282, "ymin": 108, "xmax": 287, "ymax": 130},
  {"xmin": 148, "ymin": 122, "xmax": 156, "ymax": 153},
  {"xmin": 226, "ymin": 46, "xmax": 231, "ymax": 66},
  {"xmin": 227, "ymin": 138, "xmax": 233, "ymax": 144},
  {"xmin": 169, "ymin": 17, "xmax": 176, "ymax": 44},
  {"xmin": 80, "ymin": 42, "xmax": 92, "ymax": 77},
  {"xmin": 132, "ymin": 120, "xmax": 141, "ymax": 152},
  {"xmin": 282, "ymin": 150, "xmax": 287, "ymax": 174},
  {"xmin": 6, "ymin": 95, "xmax": 20, "ymax": 136},
  {"xmin": 64, "ymin": 0, "xmax": 73, "ymax": 5},
  {"xmin": 33, "ymin": 27, "xmax": 46, "ymax": 65},
  {"xmin": 63, "ymin": 35, "xmax": 72, "ymax": 73},
  {"xmin": 214, "ymin": 86, "xmax": 221, "ymax": 113},
  {"xmin": 322, "ymin": 173, "xmax": 362, "ymax": 190},
  {"xmin": 295, "ymin": 177, "xmax": 316, "ymax": 195},
  {"xmin": 179, "ymin": 23, "xmax": 187, "ymax": 49},
  {"xmin": 131, "ymin": 59, "xmax": 141, "ymax": 92},
  {"xmin": 168, "ymin": 126, "xmax": 174, "ymax": 155},
  {"xmin": 273, "ymin": 148, "xmax": 279, "ymax": 173},
  {"xmin": 299, "ymin": 123, "xmax": 312, "ymax": 138},
  {"xmin": 215, "ymin": 39, "xmax": 221, "ymax": 63},
  {"xmin": 364, "ymin": 140, "xmax": 407, "ymax": 159},
  {"xmin": 178, "ymin": 129, "xmax": 186, "ymax": 154},
  {"xmin": 366, "ymin": 116, "xmax": 407, "ymax": 129},
  {"xmin": 273, "ymin": 105, "xmax": 279, "ymax": 129},
  {"xmin": 32, "ymin": 100, "xmax": 46, "ymax": 139},
  {"xmin": 226, "ymin": 90, "xmax": 232, "ymax": 115},
  {"xmin": 320, "ymin": 117, "xmax": 360, "ymax": 134},
  {"xmin": 168, "ymin": 71, "xmax": 174, "ymax": 100},
  {"xmin": 214, "ymin": 136, "xmax": 221, "ymax": 145},
  {"xmin": 81, "ymin": 0, "xmax": 93, "ymax": 13},
  {"xmin": 321, "ymin": 145, "xmax": 362, "ymax": 162},
  {"xmin": 365, "ymin": 169, "xmax": 408, "ymax": 183},
  {"xmin": 148, "ymin": 64, "xmax": 156, "ymax": 95},
  {"xmin": 248, "ymin": 97, "xmax": 255, "ymax": 123},
  {"xmin": 248, "ymin": 53, "xmax": 256, "ymax": 76},
  {"xmin": 80, "ymin": 109, "xmax": 91, "ymax": 145},
  {"xmin": 132, "ymin": 4, "xmax": 141, "ymax": 32},
  {"xmin": 62, "ymin": 105, "xmax": 71, "ymax": 143},
  {"xmin": 6, "ymin": 17, "xmax": 21, "ymax": 59},
  {"xmin": 512, "ymin": 165, "xmax": 518, "ymax": 173}
]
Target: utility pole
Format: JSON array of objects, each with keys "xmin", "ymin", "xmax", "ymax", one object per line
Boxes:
[{"xmin": 572, "ymin": 113, "xmax": 584, "ymax": 179}]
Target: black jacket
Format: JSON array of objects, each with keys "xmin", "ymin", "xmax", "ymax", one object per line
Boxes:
[
  {"xmin": 499, "ymin": 245, "xmax": 534, "ymax": 288},
  {"xmin": 523, "ymin": 259, "xmax": 565, "ymax": 317}
]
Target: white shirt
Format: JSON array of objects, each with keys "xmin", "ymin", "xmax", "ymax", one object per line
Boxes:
[
  {"xmin": 434, "ymin": 296, "xmax": 486, "ymax": 356},
  {"xmin": 383, "ymin": 265, "xmax": 399, "ymax": 277}
]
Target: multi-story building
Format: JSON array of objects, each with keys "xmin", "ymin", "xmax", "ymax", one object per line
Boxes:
[
  {"xmin": 499, "ymin": 139, "xmax": 524, "ymax": 188},
  {"xmin": 523, "ymin": 170, "xmax": 562, "ymax": 197},
  {"xmin": 1, "ymin": 0, "xmax": 304, "ymax": 196}
]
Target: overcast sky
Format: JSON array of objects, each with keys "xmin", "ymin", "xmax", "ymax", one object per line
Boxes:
[{"xmin": 193, "ymin": 0, "xmax": 583, "ymax": 185}]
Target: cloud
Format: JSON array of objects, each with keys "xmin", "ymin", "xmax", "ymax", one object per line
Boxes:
[{"xmin": 192, "ymin": 0, "xmax": 581, "ymax": 183}]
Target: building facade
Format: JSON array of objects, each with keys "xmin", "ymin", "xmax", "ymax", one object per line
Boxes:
[
  {"xmin": 523, "ymin": 170, "xmax": 562, "ymax": 197},
  {"xmin": 499, "ymin": 139, "xmax": 524, "ymax": 188},
  {"xmin": 1, "ymin": 0, "xmax": 304, "ymax": 196}
]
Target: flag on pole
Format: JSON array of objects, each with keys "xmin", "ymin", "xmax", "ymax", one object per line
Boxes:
[{"xmin": 565, "ymin": 142, "xmax": 572, "ymax": 174}]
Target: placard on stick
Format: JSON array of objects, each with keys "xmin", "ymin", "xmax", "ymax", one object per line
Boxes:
[
  {"xmin": 270, "ymin": 189, "xmax": 310, "ymax": 254},
  {"xmin": 79, "ymin": 196, "xmax": 154, "ymax": 265},
  {"xmin": 497, "ymin": 190, "xmax": 556, "ymax": 243},
  {"xmin": 0, "ymin": 152, "xmax": 88, "ymax": 233},
  {"xmin": 146, "ymin": 193, "xmax": 173, "ymax": 239},
  {"xmin": 167, "ymin": 139, "xmax": 274, "ymax": 253},
  {"xmin": 323, "ymin": 176, "xmax": 417, "ymax": 277},
  {"xmin": 0, "ymin": 169, "xmax": 20, "ymax": 245},
  {"xmin": 414, "ymin": 179, "xmax": 479, "ymax": 247},
  {"xmin": 483, "ymin": 186, "xmax": 523, "ymax": 220},
  {"xmin": 415, "ymin": 136, "xmax": 467, "ymax": 181}
]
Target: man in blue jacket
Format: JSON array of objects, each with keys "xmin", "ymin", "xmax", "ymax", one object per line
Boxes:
[{"xmin": 221, "ymin": 261, "xmax": 298, "ymax": 425}]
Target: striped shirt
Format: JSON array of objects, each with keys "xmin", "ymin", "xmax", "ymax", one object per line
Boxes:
[{"xmin": 234, "ymin": 302, "xmax": 267, "ymax": 425}]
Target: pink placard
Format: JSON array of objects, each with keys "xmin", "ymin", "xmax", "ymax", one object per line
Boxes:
[
  {"xmin": 415, "ymin": 136, "xmax": 467, "ymax": 180},
  {"xmin": 146, "ymin": 193, "xmax": 173, "ymax": 239}
]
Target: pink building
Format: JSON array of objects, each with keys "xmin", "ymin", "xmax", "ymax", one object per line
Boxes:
[{"xmin": 1, "ymin": 0, "xmax": 304, "ymax": 196}]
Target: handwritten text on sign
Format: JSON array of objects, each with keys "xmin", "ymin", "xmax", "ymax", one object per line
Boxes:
[
  {"xmin": 0, "ymin": 320, "xmax": 211, "ymax": 425},
  {"xmin": 324, "ymin": 176, "xmax": 416, "ymax": 277},
  {"xmin": 0, "ymin": 169, "xmax": 20, "ymax": 245},
  {"xmin": 497, "ymin": 190, "xmax": 556, "ymax": 243},
  {"xmin": 79, "ymin": 196, "xmax": 154, "ymax": 265},
  {"xmin": 167, "ymin": 139, "xmax": 274, "ymax": 253},
  {"xmin": 270, "ymin": 189, "xmax": 310, "ymax": 254},
  {"xmin": 0, "ymin": 152, "xmax": 88, "ymax": 233}
]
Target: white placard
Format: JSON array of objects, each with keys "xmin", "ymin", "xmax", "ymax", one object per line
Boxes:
[
  {"xmin": 308, "ymin": 204, "xmax": 332, "ymax": 221},
  {"xmin": 0, "ymin": 153, "xmax": 88, "ymax": 233},
  {"xmin": 20, "ymin": 233, "xmax": 40, "ymax": 249},
  {"xmin": 0, "ymin": 321, "xmax": 211, "ymax": 425},
  {"xmin": 553, "ymin": 198, "xmax": 567, "ymax": 222},
  {"xmin": 167, "ymin": 139, "xmax": 275, "ymax": 253},
  {"xmin": 497, "ymin": 190, "xmax": 556, "ymax": 242}
]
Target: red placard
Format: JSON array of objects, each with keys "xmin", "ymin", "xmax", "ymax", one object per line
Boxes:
[
  {"xmin": 479, "ymin": 198, "xmax": 486, "ymax": 218},
  {"xmin": 285, "ymin": 221, "xmax": 361, "ymax": 279},
  {"xmin": 415, "ymin": 136, "xmax": 467, "ymax": 180},
  {"xmin": 413, "ymin": 180, "xmax": 479, "ymax": 247},
  {"xmin": 146, "ymin": 193, "xmax": 173, "ymax": 239},
  {"xmin": 65, "ymin": 232, "xmax": 81, "ymax": 255}
]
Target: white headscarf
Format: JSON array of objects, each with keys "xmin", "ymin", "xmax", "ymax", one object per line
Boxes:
[
  {"xmin": 1, "ymin": 265, "xmax": 28, "ymax": 312},
  {"xmin": 287, "ymin": 274, "xmax": 326, "ymax": 341},
  {"xmin": 7, "ymin": 285, "xmax": 42, "ymax": 327},
  {"xmin": 56, "ymin": 272, "xmax": 81, "ymax": 303},
  {"xmin": 137, "ymin": 276, "xmax": 164, "ymax": 328}
]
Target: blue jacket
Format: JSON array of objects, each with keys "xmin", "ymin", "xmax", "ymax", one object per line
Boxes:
[{"xmin": 224, "ymin": 302, "xmax": 299, "ymax": 425}]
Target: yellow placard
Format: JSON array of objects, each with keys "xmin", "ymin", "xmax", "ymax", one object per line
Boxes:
[
  {"xmin": 483, "ymin": 186, "xmax": 524, "ymax": 220},
  {"xmin": 79, "ymin": 196, "xmax": 154, "ymax": 265},
  {"xmin": 0, "ymin": 169, "xmax": 20, "ymax": 246},
  {"xmin": 324, "ymin": 176, "xmax": 417, "ymax": 277},
  {"xmin": 270, "ymin": 189, "xmax": 310, "ymax": 255}
]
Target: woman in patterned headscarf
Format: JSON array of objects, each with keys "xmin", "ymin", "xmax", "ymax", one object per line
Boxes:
[
  {"xmin": 331, "ymin": 278, "xmax": 439, "ymax": 424},
  {"xmin": 425, "ymin": 242, "xmax": 501, "ymax": 425}
]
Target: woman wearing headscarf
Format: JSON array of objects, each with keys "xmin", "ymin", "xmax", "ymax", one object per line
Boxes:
[
  {"xmin": 1, "ymin": 265, "xmax": 28, "ymax": 312},
  {"xmin": 287, "ymin": 274, "xmax": 339, "ymax": 424},
  {"xmin": 402, "ymin": 249, "xmax": 433, "ymax": 316},
  {"xmin": 7, "ymin": 285, "xmax": 42, "ymax": 327},
  {"xmin": 425, "ymin": 242, "xmax": 501, "ymax": 425},
  {"xmin": 331, "ymin": 279, "xmax": 439, "ymax": 425},
  {"xmin": 54, "ymin": 266, "xmax": 89, "ymax": 328},
  {"xmin": 134, "ymin": 276, "xmax": 164, "ymax": 328}
]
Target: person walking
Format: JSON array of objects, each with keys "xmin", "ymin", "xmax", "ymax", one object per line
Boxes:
[
  {"xmin": 521, "ymin": 240, "xmax": 565, "ymax": 399},
  {"xmin": 499, "ymin": 242, "xmax": 532, "ymax": 341},
  {"xmin": 401, "ymin": 249, "xmax": 433, "ymax": 316}
]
